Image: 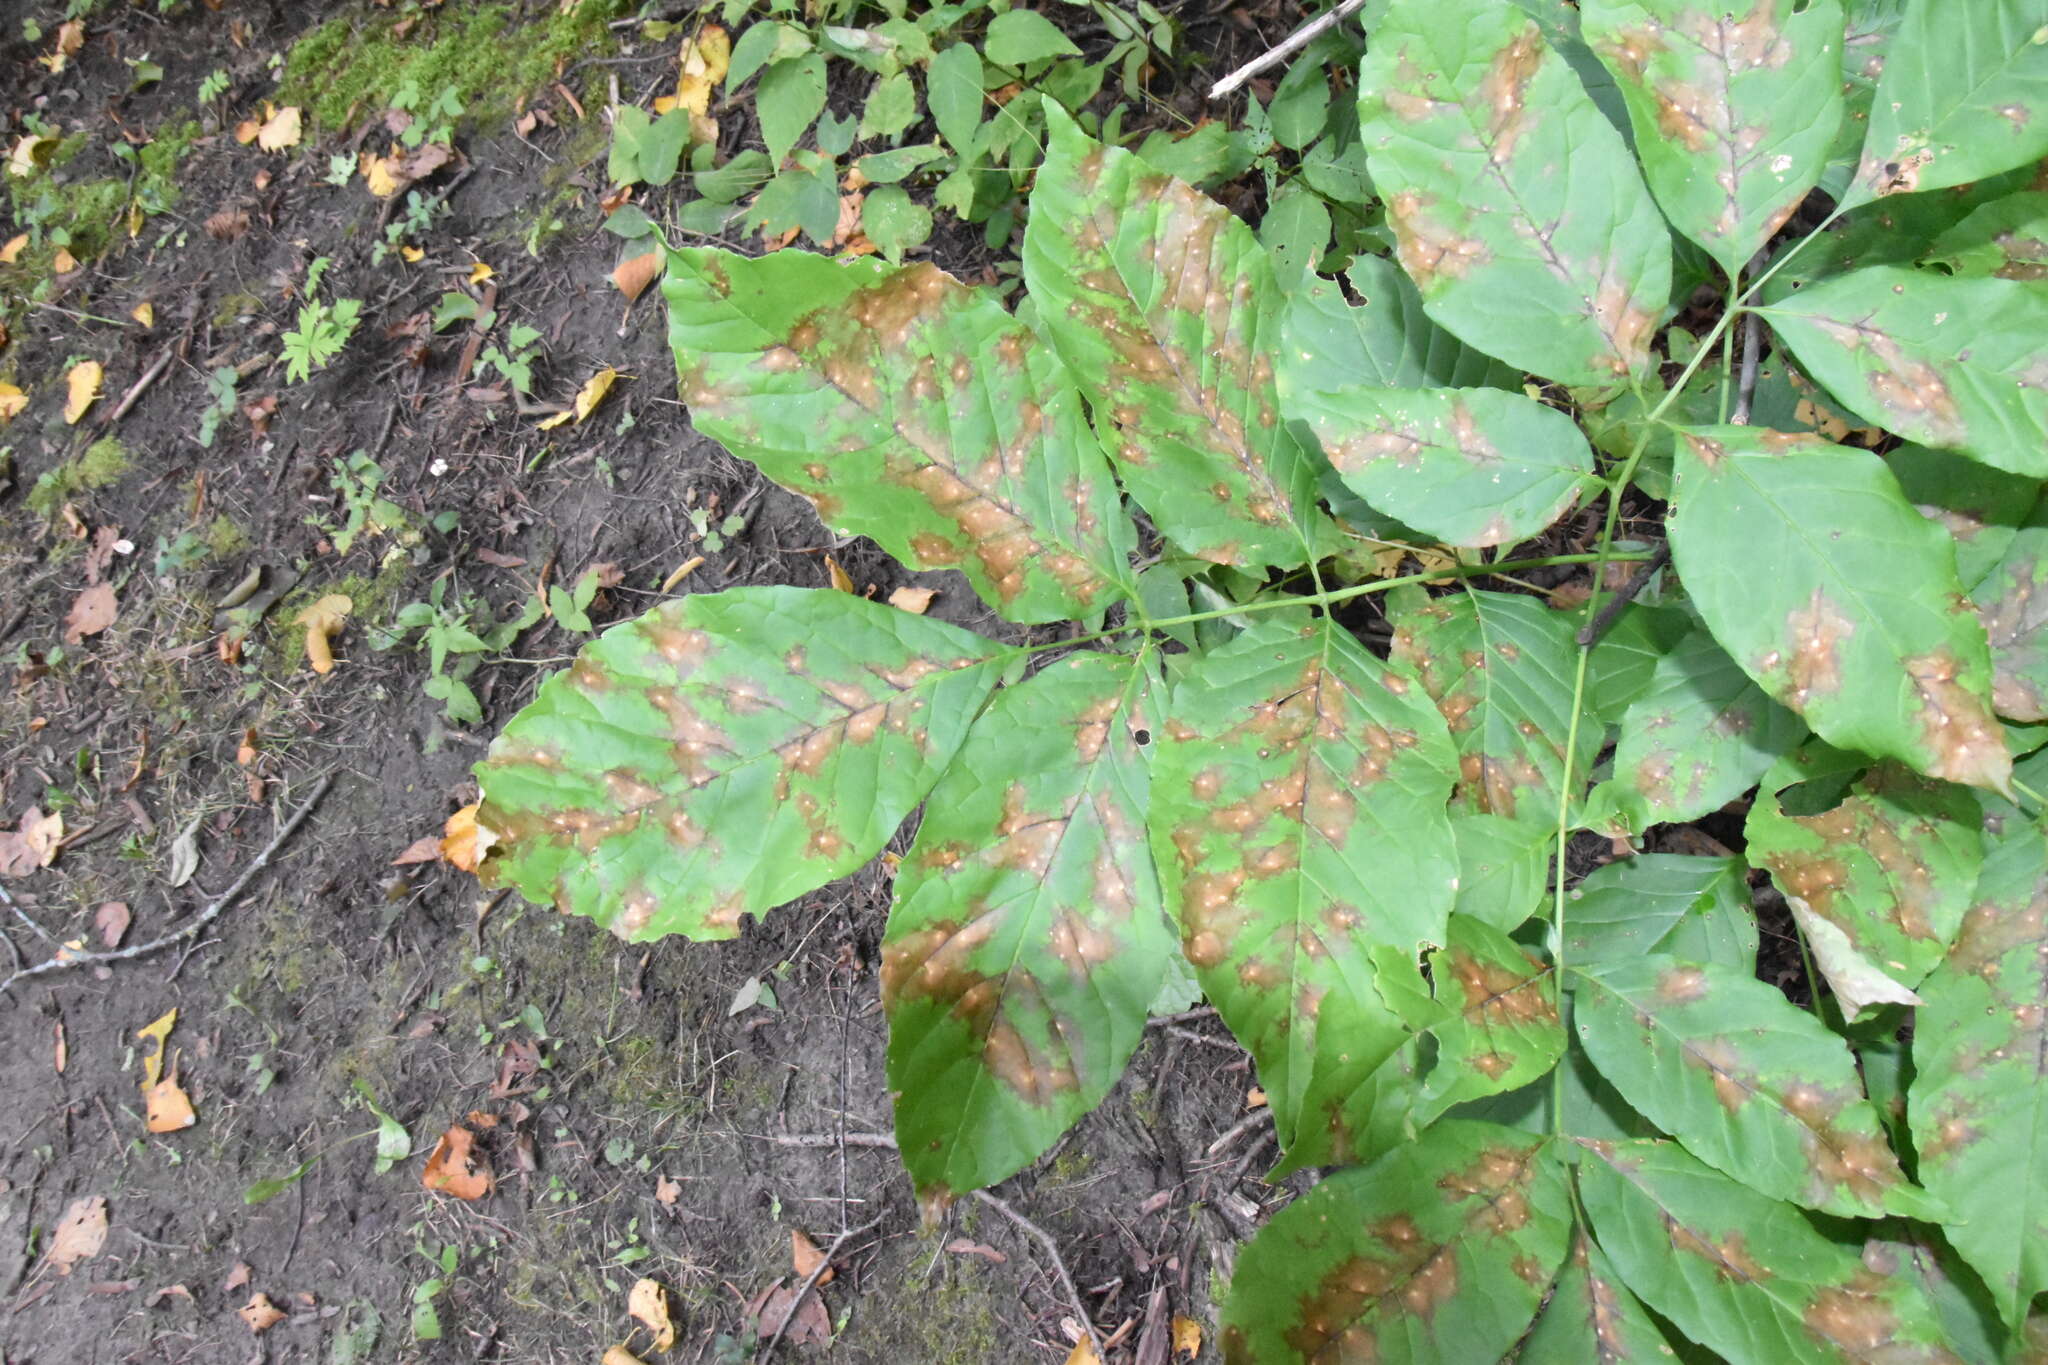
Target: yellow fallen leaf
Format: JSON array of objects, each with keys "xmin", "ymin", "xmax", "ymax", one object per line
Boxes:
[
  {"xmin": 362, "ymin": 151, "xmax": 403, "ymax": 198},
  {"xmin": 23, "ymin": 809, "xmax": 64, "ymax": 867},
  {"xmin": 400, "ymin": 244, "xmax": 425, "ymax": 263},
  {"xmin": 611, "ymin": 250, "xmax": 662, "ymax": 302},
  {"xmin": 575, "ymin": 367, "xmax": 619, "ymax": 421},
  {"xmin": 1063, "ymin": 1342, "xmax": 1102, "ymax": 1365},
  {"xmin": 52, "ymin": 247, "xmax": 77, "ymax": 274},
  {"xmin": 660, "ymin": 556, "xmax": 705, "ymax": 592},
  {"xmin": 131, "ymin": 301, "xmax": 154, "ymax": 328},
  {"xmin": 8, "ymin": 134, "xmax": 54, "ymax": 178},
  {"xmin": 1171, "ymin": 1315, "xmax": 1203, "ymax": 1359},
  {"xmin": 0, "ymin": 382, "xmax": 26, "ymax": 423},
  {"xmin": 54, "ymin": 19, "xmax": 84, "ymax": 56},
  {"xmin": 825, "ymin": 555, "xmax": 855, "ymax": 594},
  {"xmin": 536, "ymin": 409, "xmax": 572, "ymax": 430},
  {"xmin": 672, "ymin": 25, "xmax": 732, "ymax": 118},
  {"xmin": 602, "ymin": 1348, "xmax": 648, "ymax": 1365},
  {"xmin": 627, "ymin": 1279, "xmax": 676, "ymax": 1351},
  {"xmin": 295, "ymin": 593, "xmax": 353, "ymax": 675},
  {"xmin": 468, "ymin": 262, "xmax": 494, "ymax": 284},
  {"xmin": 136, "ymin": 1008, "xmax": 177, "ymax": 1089},
  {"xmin": 145, "ymin": 1067, "xmax": 197, "ymax": 1133},
  {"xmin": 256, "ymin": 105, "xmax": 302, "ymax": 151},
  {"xmin": 64, "ymin": 360, "xmax": 102, "ymax": 424},
  {"xmin": 887, "ymin": 586, "xmax": 936, "ymax": 614},
  {"xmin": 128, "ymin": 200, "xmax": 143, "ymax": 239},
  {"xmin": 0, "ymin": 232, "xmax": 27, "ymax": 264}
]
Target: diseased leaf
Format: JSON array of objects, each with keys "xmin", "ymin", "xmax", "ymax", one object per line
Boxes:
[
  {"xmin": 666, "ymin": 248, "xmax": 1133, "ymax": 622},
  {"xmin": 1759, "ymin": 268, "xmax": 2048, "ymax": 476},
  {"xmin": 1450, "ymin": 811, "xmax": 1552, "ymax": 932},
  {"xmin": 1584, "ymin": 0, "xmax": 1846, "ymax": 275},
  {"xmin": 1667, "ymin": 425, "xmax": 2010, "ymax": 792},
  {"xmin": 1287, "ymin": 384, "xmax": 1597, "ymax": 549},
  {"xmin": 1746, "ymin": 750, "xmax": 1983, "ymax": 1013},
  {"xmin": 1889, "ymin": 441, "xmax": 2041, "ymax": 586},
  {"xmin": 1821, "ymin": 0, "xmax": 1910, "ymax": 197},
  {"xmin": 475, "ymin": 587, "xmax": 1001, "ymax": 941},
  {"xmin": 1411, "ymin": 915, "xmax": 1564, "ymax": 1124},
  {"xmin": 1578, "ymin": 1138, "xmax": 1957, "ymax": 1365},
  {"xmin": 1358, "ymin": 0, "xmax": 1673, "ymax": 385},
  {"xmin": 1276, "ymin": 256, "xmax": 1518, "ymax": 395},
  {"xmin": 1844, "ymin": 0, "xmax": 2048, "ymax": 205},
  {"xmin": 1564, "ymin": 853, "xmax": 1759, "ymax": 971},
  {"xmin": 1859, "ymin": 1232, "xmax": 2009, "ymax": 1365},
  {"xmin": 1150, "ymin": 614, "xmax": 1458, "ymax": 1167},
  {"xmin": 1611, "ymin": 625, "xmax": 1808, "ymax": 824},
  {"xmin": 1024, "ymin": 107, "xmax": 1334, "ymax": 570},
  {"xmin": 1925, "ymin": 189, "xmax": 2048, "ymax": 279},
  {"xmin": 884, "ymin": 653, "xmax": 1172, "ymax": 1201},
  {"xmin": 1219, "ymin": 1123, "xmax": 1572, "ymax": 1365},
  {"xmin": 1389, "ymin": 587, "xmax": 1597, "ymax": 827},
  {"xmin": 1969, "ymin": 496, "xmax": 2048, "ymax": 719},
  {"xmin": 1517, "ymin": 1229, "xmax": 1678, "ymax": 1364},
  {"xmin": 1574, "ymin": 955, "xmax": 1933, "ymax": 1219},
  {"xmin": 1909, "ymin": 819, "xmax": 2048, "ymax": 1327}
]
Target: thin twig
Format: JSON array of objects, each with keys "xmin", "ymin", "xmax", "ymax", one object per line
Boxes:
[
  {"xmin": 1208, "ymin": 0, "xmax": 1373, "ymax": 99},
  {"xmin": 0, "ymin": 775, "xmax": 334, "ymax": 994},
  {"xmin": 101, "ymin": 350, "xmax": 175, "ymax": 428},
  {"xmin": 1575, "ymin": 544, "xmax": 1672, "ymax": 648},
  {"xmin": 972, "ymin": 1189, "xmax": 1107, "ymax": 1363},
  {"xmin": 759, "ymin": 1131, "xmax": 899, "ymax": 1150},
  {"xmin": 0, "ymin": 882, "xmax": 60, "ymax": 947},
  {"xmin": 760, "ymin": 1214, "xmax": 884, "ymax": 1356},
  {"xmin": 1731, "ymin": 312, "xmax": 1764, "ymax": 426}
]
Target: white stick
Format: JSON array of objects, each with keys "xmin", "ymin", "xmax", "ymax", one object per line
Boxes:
[{"xmin": 1208, "ymin": 0, "xmax": 1374, "ymax": 100}]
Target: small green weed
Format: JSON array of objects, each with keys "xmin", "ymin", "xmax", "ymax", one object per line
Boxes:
[{"xmin": 282, "ymin": 258, "xmax": 362, "ymax": 383}]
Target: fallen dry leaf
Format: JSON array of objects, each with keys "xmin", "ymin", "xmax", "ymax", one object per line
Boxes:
[
  {"xmin": 440, "ymin": 803, "xmax": 485, "ymax": 872},
  {"xmin": 145, "ymin": 1067, "xmax": 197, "ymax": 1134},
  {"xmin": 222, "ymin": 1262, "xmax": 252, "ymax": 1293},
  {"xmin": 1063, "ymin": 1341, "xmax": 1103, "ymax": 1365},
  {"xmin": 944, "ymin": 1238, "xmax": 1006, "ymax": 1263},
  {"xmin": 887, "ymin": 586, "xmax": 936, "ymax": 615},
  {"xmin": 54, "ymin": 19, "xmax": 84, "ymax": 56},
  {"xmin": 602, "ymin": 1348, "xmax": 648, "ymax": 1365},
  {"xmin": 669, "ymin": 25, "xmax": 731, "ymax": 117},
  {"xmin": 654, "ymin": 1176, "xmax": 681, "ymax": 1206},
  {"xmin": 239, "ymin": 1292, "xmax": 285, "ymax": 1333},
  {"xmin": 572, "ymin": 367, "xmax": 619, "ymax": 422},
  {"xmin": 747, "ymin": 1279, "xmax": 831, "ymax": 1347},
  {"xmin": 63, "ymin": 582, "xmax": 118, "ymax": 645},
  {"xmin": 391, "ymin": 835, "xmax": 441, "ymax": 866},
  {"xmin": 468, "ymin": 262, "xmax": 494, "ymax": 284},
  {"xmin": 660, "ymin": 557, "xmax": 705, "ymax": 592},
  {"xmin": 136, "ymin": 1008, "xmax": 177, "ymax": 1088},
  {"xmin": 3, "ymin": 807, "xmax": 66, "ymax": 875},
  {"xmin": 95, "ymin": 901, "xmax": 130, "ymax": 948},
  {"xmin": 52, "ymin": 247, "xmax": 78, "ymax": 274},
  {"xmin": 64, "ymin": 360, "xmax": 102, "ymax": 424},
  {"xmin": 8, "ymin": 134, "xmax": 55, "ymax": 178},
  {"xmin": 295, "ymin": 593, "xmax": 352, "ymax": 675},
  {"xmin": 0, "ymin": 233, "xmax": 26, "ymax": 264},
  {"xmin": 422, "ymin": 1125, "xmax": 492, "ymax": 1200},
  {"xmin": 131, "ymin": 301, "xmax": 154, "ymax": 328},
  {"xmin": 47, "ymin": 1197, "xmax": 109, "ymax": 1275},
  {"xmin": 145, "ymin": 1284, "xmax": 192, "ymax": 1307},
  {"xmin": 1171, "ymin": 1315, "xmax": 1202, "ymax": 1359},
  {"xmin": 204, "ymin": 207, "xmax": 249, "ymax": 241},
  {"xmin": 627, "ymin": 1278, "xmax": 676, "ymax": 1351},
  {"xmin": 791, "ymin": 1229, "xmax": 834, "ymax": 1286},
  {"xmin": 0, "ymin": 382, "xmax": 24, "ymax": 423},
  {"xmin": 255, "ymin": 105, "xmax": 302, "ymax": 151},
  {"xmin": 825, "ymin": 555, "xmax": 855, "ymax": 594},
  {"xmin": 611, "ymin": 250, "xmax": 662, "ymax": 302}
]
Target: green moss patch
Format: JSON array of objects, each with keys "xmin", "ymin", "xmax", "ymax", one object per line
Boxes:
[{"xmin": 28, "ymin": 437, "xmax": 131, "ymax": 516}]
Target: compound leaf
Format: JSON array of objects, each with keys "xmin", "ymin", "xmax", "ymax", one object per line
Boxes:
[
  {"xmin": 1277, "ymin": 256, "xmax": 1518, "ymax": 395},
  {"xmin": 666, "ymin": 248, "xmax": 1133, "ymax": 622},
  {"xmin": 1564, "ymin": 853, "xmax": 1759, "ymax": 971},
  {"xmin": 1413, "ymin": 915, "xmax": 1565, "ymax": 1125},
  {"xmin": 1759, "ymin": 268, "xmax": 2048, "ymax": 476},
  {"xmin": 1286, "ymin": 384, "xmax": 1598, "ymax": 549},
  {"xmin": 884, "ymin": 652, "xmax": 1170, "ymax": 1201},
  {"xmin": 1968, "ymin": 496, "xmax": 2048, "ymax": 720},
  {"xmin": 1746, "ymin": 752, "xmax": 1983, "ymax": 1014},
  {"xmin": 1517, "ymin": 1229, "xmax": 1678, "ymax": 1365},
  {"xmin": 1667, "ymin": 425, "xmax": 2010, "ymax": 792},
  {"xmin": 1584, "ymin": 0, "xmax": 1846, "ymax": 276},
  {"xmin": 1150, "ymin": 614, "xmax": 1458, "ymax": 1167},
  {"xmin": 1578, "ymin": 1138, "xmax": 1955, "ymax": 1364},
  {"xmin": 1219, "ymin": 1123, "xmax": 1572, "ymax": 1365},
  {"xmin": 1389, "ymin": 586, "xmax": 1596, "ymax": 827},
  {"xmin": 1024, "ymin": 106, "xmax": 1332, "ymax": 571},
  {"xmin": 1574, "ymin": 956, "xmax": 1931, "ymax": 1219},
  {"xmin": 1611, "ymin": 624, "xmax": 1808, "ymax": 824},
  {"xmin": 1358, "ymin": 0, "xmax": 1672, "ymax": 385},
  {"xmin": 1844, "ymin": 0, "xmax": 2048, "ymax": 206},
  {"xmin": 1909, "ymin": 819, "xmax": 2048, "ymax": 1327},
  {"xmin": 475, "ymin": 587, "xmax": 1000, "ymax": 941}
]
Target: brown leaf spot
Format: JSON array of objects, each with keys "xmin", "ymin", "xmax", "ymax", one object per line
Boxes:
[
  {"xmin": 1904, "ymin": 650, "xmax": 2011, "ymax": 792},
  {"xmin": 1387, "ymin": 192, "xmax": 1490, "ymax": 291},
  {"xmin": 1668, "ymin": 1222, "xmax": 1770, "ymax": 1283},
  {"xmin": 1656, "ymin": 964, "xmax": 1710, "ymax": 1004},
  {"xmin": 880, "ymin": 919, "xmax": 1077, "ymax": 1104},
  {"xmin": 1477, "ymin": 24, "xmax": 1544, "ymax": 164},
  {"xmin": 1779, "ymin": 589, "xmax": 1852, "ymax": 709},
  {"xmin": 1804, "ymin": 1284, "xmax": 1900, "ymax": 1355}
]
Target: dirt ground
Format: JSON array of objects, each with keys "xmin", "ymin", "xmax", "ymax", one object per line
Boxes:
[{"xmin": 0, "ymin": 2, "xmax": 1317, "ymax": 1361}]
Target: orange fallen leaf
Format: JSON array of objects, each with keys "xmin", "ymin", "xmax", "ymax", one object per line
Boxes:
[
  {"xmin": 887, "ymin": 586, "xmax": 936, "ymax": 615},
  {"xmin": 627, "ymin": 1278, "xmax": 677, "ymax": 1351},
  {"xmin": 1063, "ymin": 1341, "xmax": 1102, "ymax": 1365},
  {"xmin": 611, "ymin": 250, "xmax": 662, "ymax": 302},
  {"xmin": 422, "ymin": 1125, "xmax": 492, "ymax": 1200},
  {"xmin": 47, "ymin": 1196, "xmax": 109, "ymax": 1275},
  {"xmin": 791, "ymin": 1229, "xmax": 834, "ymax": 1286},
  {"xmin": 95, "ymin": 901, "xmax": 130, "ymax": 948},
  {"xmin": 54, "ymin": 19, "xmax": 84, "ymax": 56},
  {"xmin": 391, "ymin": 835, "xmax": 442, "ymax": 866},
  {"xmin": 52, "ymin": 247, "xmax": 78, "ymax": 274},
  {"xmin": 64, "ymin": 360, "xmax": 102, "ymax": 424},
  {"xmin": 440, "ymin": 803, "xmax": 485, "ymax": 872},
  {"xmin": 1172, "ymin": 1314, "xmax": 1202, "ymax": 1358},
  {"xmin": 1246, "ymin": 1087, "xmax": 1267, "ymax": 1109},
  {"xmin": 145, "ymin": 1064, "xmax": 197, "ymax": 1134},
  {"xmin": 239, "ymin": 1292, "xmax": 285, "ymax": 1333},
  {"xmin": 0, "ymin": 233, "xmax": 27, "ymax": 264},
  {"xmin": 654, "ymin": 1175, "xmax": 681, "ymax": 1206},
  {"xmin": 255, "ymin": 105, "xmax": 302, "ymax": 151},
  {"xmin": 63, "ymin": 581, "xmax": 118, "ymax": 645},
  {"xmin": 294, "ymin": 593, "xmax": 352, "ymax": 675}
]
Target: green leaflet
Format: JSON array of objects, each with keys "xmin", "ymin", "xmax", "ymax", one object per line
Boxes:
[
  {"xmin": 1564, "ymin": 853, "xmax": 1759, "ymax": 971},
  {"xmin": 1408, "ymin": 915, "xmax": 1565, "ymax": 1125},
  {"xmin": 1358, "ymin": 0, "xmax": 1672, "ymax": 385},
  {"xmin": 1667, "ymin": 425, "xmax": 2011, "ymax": 792},
  {"xmin": 1578, "ymin": 1138, "xmax": 1955, "ymax": 1364},
  {"xmin": 1285, "ymin": 384, "xmax": 1597, "ymax": 549},
  {"xmin": 1023, "ymin": 107, "xmax": 1333, "ymax": 572},
  {"xmin": 1909, "ymin": 820, "xmax": 2048, "ymax": 1327},
  {"xmin": 1276, "ymin": 257, "xmax": 1518, "ymax": 393},
  {"xmin": 1583, "ymin": 0, "xmax": 1846, "ymax": 276},
  {"xmin": 1610, "ymin": 625, "xmax": 1808, "ymax": 824},
  {"xmin": 1843, "ymin": 0, "xmax": 2048, "ymax": 206},
  {"xmin": 1745, "ymin": 752, "xmax": 1983, "ymax": 1015},
  {"xmin": 1586, "ymin": 603, "xmax": 1692, "ymax": 726},
  {"xmin": 1821, "ymin": 0, "xmax": 1909, "ymax": 197},
  {"xmin": 1517, "ymin": 1229, "xmax": 1678, "ymax": 1364},
  {"xmin": 1889, "ymin": 442, "xmax": 2042, "ymax": 586},
  {"xmin": 474, "ymin": 587, "xmax": 1000, "ymax": 941},
  {"xmin": 1572, "ymin": 956, "xmax": 1932, "ymax": 1219},
  {"xmin": 1970, "ymin": 497, "xmax": 2048, "ymax": 719},
  {"xmin": 1219, "ymin": 1122, "xmax": 1572, "ymax": 1365},
  {"xmin": 665, "ymin": 248, "xmax": 1134, "ymax": 623},
  {"xmin": 1758, "ymin": 269, "xmax": 2048, "ymax": 477},
  {"xmin": 1148, "ymin": 614, "xmax": 1458, "ymax": 1167},
  {"xmin": 883, "ymin": 652, "xmax": 1171, "ymax": 1200},
  {"xmin": 1388, "ymin": 586, "xmax": 1596, "ymax": 827},
  {"xmin": 1925, "ymin": 190, "xmax": 2048, "ymax": 279},
  {"xmin": 1449, "ymin": 812, "xmax": 1552, "ymax": 932}
]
